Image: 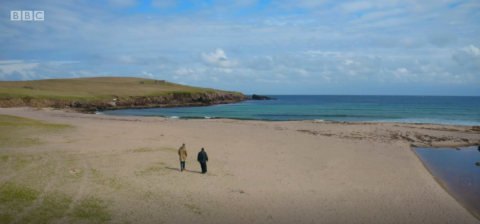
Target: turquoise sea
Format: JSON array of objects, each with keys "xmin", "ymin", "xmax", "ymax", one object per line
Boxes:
[{"xmin": 98, "ymin": 95, "xmax": 480, "ymax": 126}]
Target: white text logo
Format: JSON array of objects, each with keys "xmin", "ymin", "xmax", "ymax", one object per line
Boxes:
[{"xmin": 11, "ymin": 11, "xmax": 44, "ymax": 21}]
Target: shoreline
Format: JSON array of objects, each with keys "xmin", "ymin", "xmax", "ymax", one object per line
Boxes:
[
  {"xmin": 1, "ymin": 107, "xmax": 479, "ymax": 224},
  {"xmin": 93, "ymin": 99, "xmax": 480, "ymax": 127},
  {"xmin": 97, "ymin": 109, "xmax": 480, "ymax": 130},
  {"xmin": 410, "ymin": 146, "xmax": 480, "ymax": 221}
]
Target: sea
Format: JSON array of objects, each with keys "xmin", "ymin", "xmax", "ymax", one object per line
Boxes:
[{"xmin": 98, "ymin": 95, "xmax": 480, "ymax": 126}]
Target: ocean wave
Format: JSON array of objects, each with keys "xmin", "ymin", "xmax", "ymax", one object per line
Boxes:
[
  {"xmin": 181, "ymin": 116, "xmax": 212, "ymax": 119},
  {"xmin": 257, "ymin": 114, "xmax": 403, "ymax": 119},
  {"xmin": 169, "ymin": 116, "xmax": 179, "ymax": 119}
]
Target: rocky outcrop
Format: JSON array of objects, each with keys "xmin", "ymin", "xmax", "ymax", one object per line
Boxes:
[
  {"xmin": 252, "ymin": 94, "xmax": 277, "ymax": 100},
  {"xmin": 0, "ymin": 91, "xmax": 249, "ymax": 111},
  {"xmin": 476, "ymin": 162, "xmax": 480, "ymax": 166}
]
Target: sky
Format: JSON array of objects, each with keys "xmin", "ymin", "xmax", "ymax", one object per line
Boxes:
[{"xmin": 1, "ymin": 0, "xmax": 479, "ymax": 95}]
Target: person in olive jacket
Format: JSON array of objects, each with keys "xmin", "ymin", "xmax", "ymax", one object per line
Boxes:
[
  {"xmin": 178, "ymin": 143, "xmax": 187, "ymax": 172},
  {"xmin": 197, "ymin": 148, "xmax": 209, "ymax": 174}
]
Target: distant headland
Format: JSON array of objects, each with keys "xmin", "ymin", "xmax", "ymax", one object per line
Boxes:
[
  {"xmin": 0, "ymin": 77, "xmax": 249, "ymax": 111},
  {"xmin": 252, "ymin": 94, "xmax": 277, "ymax": 100}
]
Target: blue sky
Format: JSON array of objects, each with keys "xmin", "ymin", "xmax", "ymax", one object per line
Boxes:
[{"xmin": 1, "ymin": 0, "xmax": 479, "ymax": 95}]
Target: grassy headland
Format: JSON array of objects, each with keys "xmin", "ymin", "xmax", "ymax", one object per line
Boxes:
[{"xmin": 0, "ymin": 77, "xmax": 248, "ymax": 110}]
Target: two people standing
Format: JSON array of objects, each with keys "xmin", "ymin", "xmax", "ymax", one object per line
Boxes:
[{"xmin": 178, "ymin": 144, "xmax": 209, "ymax": 174}]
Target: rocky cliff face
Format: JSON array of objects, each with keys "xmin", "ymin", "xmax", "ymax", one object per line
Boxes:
[
  {"xmin": 0, "ymin": 91, "xmax": 250, "ymax": 111},
  {"xmin": 252, "ymin": 94, "xmax": 277, "ymax": 100}
]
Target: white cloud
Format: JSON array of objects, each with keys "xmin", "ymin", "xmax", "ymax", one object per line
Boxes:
[
  {"xmin": 295, "ymin": 68, "xmax": 310, "ymax": 77},
  {"xmin": 0, "ymin": 61, "xmax": 39, "ymax": 74},
  {"xmin": 263, "ymin": 17, "xmax": 316, "ymax": 26},
  {"xmin": 118, "ymin": 56, "xmax": 137, "ymax": 64},
  {"xmin": 256, "ymin": 79, "xmax": 284, "ymax": 84},
  {"xmin": 452, "ymin": 45, "xmax": 480, "ymax": 67},
  {"xmin": 461, "ymin": 45, "xmax": 480, "ymax": 56},
  {"xmin": 175, "ymin": 68, "xmax": 194, "ymax": 75},
  {"xmin": 0, "ymin": 0, "xmax": 479, "ymax": 94},
  {"xmin": 343, "ymin": 60, "xmax": 354, "ymax": 66},
  {"xmin": 200, "ymin": 49, "xmax": 239, "ymax": 68},
  {"xmin": 141, "ymin": 71, "xmax": 154, "ymax": 78},
  {"xmin": 0, "ymin": 60, "xmax": 24, "ymax": 65}
]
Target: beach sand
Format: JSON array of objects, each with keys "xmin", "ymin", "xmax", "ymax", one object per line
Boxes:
[{"xmin": 0, "ymin": 107, "xmax": 479, "ymax": 224}]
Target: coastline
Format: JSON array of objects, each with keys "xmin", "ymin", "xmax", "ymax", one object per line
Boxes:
[
  {"xmin": 95, "ymin": 95, "xmax": 480, "ymax": 126},
  {"xmin": 0, "ymin": 90, "xmax": 250, "ymax": 112},
  {"xmin": 410, "ymin": 146, "xmax": 480, "ymax": 221},
  {"xmin": 94, "ymin": 110, "xmax": 480, "ymax": 128},
  {"xmin": 1, "ymin": 107, "xmax": 479, "ymax": 224}
]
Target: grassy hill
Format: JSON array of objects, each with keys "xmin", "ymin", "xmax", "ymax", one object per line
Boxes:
[
  {"xmin": 0, "ymin": 77, "xmax": 239, "ymax": 101},
  {"xmin": 0, "ymin": 77, "xmax": 247, "ymax": 110}
]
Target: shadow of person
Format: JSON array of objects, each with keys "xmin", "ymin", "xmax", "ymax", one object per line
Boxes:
[
  {"xmin": 165, "ymin": 167, "xmax": 203, "ymax": 174},
  {"xmin": 165, "ymin": 167, "xmax": 181, "ymax": 172},
  {"xmin": 184, "ymin": 170, "xmax": 203, "ymax": 174}
]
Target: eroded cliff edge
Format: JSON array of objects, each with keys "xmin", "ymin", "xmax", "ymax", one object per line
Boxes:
[{"xmin": 0, "ymin": 91, "xmax": 250, "ymax": 111}]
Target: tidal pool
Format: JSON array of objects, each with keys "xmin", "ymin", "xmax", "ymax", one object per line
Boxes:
[{"xmin": 413, "ymin": 145, "xmax": 480, "ymax": 219}]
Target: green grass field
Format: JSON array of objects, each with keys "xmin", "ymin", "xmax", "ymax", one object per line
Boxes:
[
  {"xmin": 0, "ymin": 115, "xmax": 72, "ymax": 148},
  {"xmin": 0, "ymin": 77, "xmax": 241, "ymax": 101},
  {"xmin": 0, "ymin": 115, "xmax": 205, "ymax": 223}
]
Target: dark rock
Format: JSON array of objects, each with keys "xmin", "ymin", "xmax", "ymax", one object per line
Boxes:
[
  {"xmin": 0, "ymin": 91, "xmax": 249, "ymax": 111},
  {"xmin": 69, "ymin": 101, "xmax": 80, "ymax": 107},
  {"xmin": 252, "ymin": 94, "xmax": 277, "ymax": 100},
  {"xmin": 476, "ymin": 162, "xmax": 480, "ymax": 166}
]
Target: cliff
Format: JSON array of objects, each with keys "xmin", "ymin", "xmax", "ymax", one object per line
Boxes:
[
  {"xmin": 252, "ymin": 94, "xmax": 277, "ymax": 100},
  {"xmin": 0, "ymin": 91, "xmax": 249, "ymax": 111},
  {"xmin": 0, "ymin": 77, "xmax": 249, "ymax": 111}
]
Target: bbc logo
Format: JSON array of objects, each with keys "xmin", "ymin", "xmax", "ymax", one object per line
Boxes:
[{"xmin": 11, "ymin": 11, "xmax": 44, "ymax": 21}]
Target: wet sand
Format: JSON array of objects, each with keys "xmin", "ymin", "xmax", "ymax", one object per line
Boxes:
[
  {"xmin": 0, "ymin": 107, "xmax": 479, "ymax": 224},
  {"xmin": 413, "ymin": 146, "xmax": 480, "ymax": 220}
]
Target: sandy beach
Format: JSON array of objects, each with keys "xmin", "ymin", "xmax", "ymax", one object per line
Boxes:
[{"xmin": 1, "ymin": 107, "xmax": 479, "ymax": 224}]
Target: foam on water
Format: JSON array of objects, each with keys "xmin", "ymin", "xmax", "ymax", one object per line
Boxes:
[{"xmin": 98, "ymin": 95, "xmax": 480, "ymax": 126}]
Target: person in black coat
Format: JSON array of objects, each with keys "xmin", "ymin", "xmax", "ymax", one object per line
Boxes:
[{"xmin": 197, "ymin": 148, "xmax": 209, "ymax": 174}]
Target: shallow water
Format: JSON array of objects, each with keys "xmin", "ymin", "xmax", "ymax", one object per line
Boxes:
[
  {"xmin": 99, "ymin": 95, "xmax": 480, "ymax": 126},
  {"xmin": 413, "ymin": 145, "xmax": 480, "ymax": 218}
]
